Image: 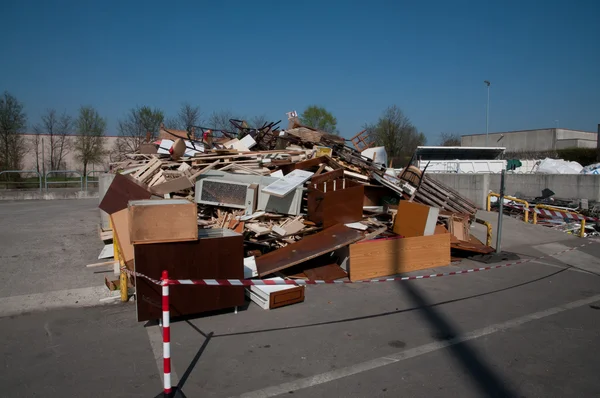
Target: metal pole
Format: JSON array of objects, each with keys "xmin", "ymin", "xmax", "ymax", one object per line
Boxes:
[
  {"xmin": 484, "ymin": 80, "xmax": 491, "ymax": 146},
  {"xmin": 495, "ymin": 169, "xmax": 505, "ymax": 253},
  {"xmin": 41, "ymin": 138, "xmax": 45, "ymax": 181}
]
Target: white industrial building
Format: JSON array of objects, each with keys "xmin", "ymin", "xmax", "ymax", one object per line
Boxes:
[{"xmin": 461, "ymin": 128, "xmax": 597, "ymax": 152}]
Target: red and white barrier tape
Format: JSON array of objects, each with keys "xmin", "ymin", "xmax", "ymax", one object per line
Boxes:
[
  {"xmin": 503, "ymin": 202, "xmax": 597, "ymax": 222},
  {"xmin": 122, "ymin": 241, "xmax": 597, "ymax": 287},
  {"xmin": 120, "ymin": 240, "xmax": 597, "ymax": 397}
]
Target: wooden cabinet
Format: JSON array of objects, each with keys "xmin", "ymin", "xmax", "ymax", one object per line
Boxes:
[{"xmin": 134, "ymin": 228, "xmax": 244, "ymax": 322}]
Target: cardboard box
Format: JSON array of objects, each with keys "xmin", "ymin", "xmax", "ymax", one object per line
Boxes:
[
  {"xmin": 348, "ymin": 234, "xmax": 450, "ymax": 281},
  {"xmin": 128, "ymin": 199, "xmax": 198, "ymax": 244}
]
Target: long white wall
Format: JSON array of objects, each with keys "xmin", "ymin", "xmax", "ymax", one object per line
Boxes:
[{"xmin": 430, "ymin": 173, "xmax": 600, "ymax": 209}]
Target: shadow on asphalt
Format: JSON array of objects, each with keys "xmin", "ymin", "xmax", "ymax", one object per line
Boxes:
[
  {"xmin": 164, "ymin": 262, "xmax": 574, "ymax": 396},
  {"xmin": 211, "ymin": 267, "xmax": 568, "ymax": 338}
]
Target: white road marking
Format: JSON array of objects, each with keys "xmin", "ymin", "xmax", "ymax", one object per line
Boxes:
[
  {"xmin": 534, "ymin": 242, "xmax": 600, "ymax": 274},
  {"xmin": 0, "ymin": 286, "xmax": 120, "ymax": 317},
  {"xmin": 238, "ymin": 293, "xmax": 600, "ymax": 398},
  {"xmin": 146, "ymin": 323, "xmax": 179, "ymax": 386}
]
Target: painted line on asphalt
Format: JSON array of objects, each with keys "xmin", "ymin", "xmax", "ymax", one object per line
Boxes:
[
  {"xmin": 238, "ymin": 293, "xmax": 600, "ymax": 398},
  {"xmin": 0, "ymin": 286, "xmax": 120, "ymax": 317},
  {"xmin": 146, "ymin": 323, "xmax": 179, "ymax": 387}
]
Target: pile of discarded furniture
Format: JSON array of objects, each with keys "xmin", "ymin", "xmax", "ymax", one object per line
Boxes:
[{"xmin": 94, "ymin": 117, "xmax": 492, "ymax": 321}]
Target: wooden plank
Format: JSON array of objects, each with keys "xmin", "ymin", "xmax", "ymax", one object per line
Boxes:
[
  {"xmin": 256, "ymin": 224, "xmax": 364, "ymax": 277},
  {"xmin": 348, "ymin": 234, "xmax": 451, "ymax": 281},
  {"xmin": 128, "ymin": 199, "xmax": 198, "ymax": 244},
  {"xmin": 86, "ymin": 260, "xmax": 118, "ymax": 268}
]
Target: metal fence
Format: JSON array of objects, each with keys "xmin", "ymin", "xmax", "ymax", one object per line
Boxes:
[
  {"xmin": 0, "ymin": 170, "xmax": 42, "ymax": 193},
  {"xmin": 0, "ymin": 169, "xmax": 107, "ymax": 192},
  {"xmin": 44, "ymin": 170, "xmax": 83, "ymax": 191},
  {"xmin": 84, "ymin": 170, "xmax": 104, "ymax": 191}
]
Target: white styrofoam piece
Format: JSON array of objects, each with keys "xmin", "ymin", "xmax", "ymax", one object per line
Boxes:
[
  {"xmin": 240, "ymin": 134, "xmax": 257, "ymax": 149},
  {"xmin": 262, "ymin": 169, "xmax": 313, "ymax": 197},
  {"xmin": 270, "ymin": 170, "xmax": 284, "ymax": 178},
  {"xmin": 157, "ymin": 139, "xmax": 174, "ymax": 154},
  {"xmin": 361, "ymin": 146, "xmax": 388, "ymax": 166},
  {"xmin": 98, "ymin": 244, "xmax": 114, "ymax": 259},
  {"xmin": 344, "ymin": 222, "xmax": 368, "ymax": 231},
  {"xmin": 423, "ymin": 206, "xmax": 440, "ymax": 236},
  {"xmin": 244, "ymin": 256, "xmax": 257, "ymax": 279}
]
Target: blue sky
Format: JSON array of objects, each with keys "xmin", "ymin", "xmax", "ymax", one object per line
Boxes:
[{"xmin": 1, "ymin": 0, "xmax": 599, "ymax": 142}]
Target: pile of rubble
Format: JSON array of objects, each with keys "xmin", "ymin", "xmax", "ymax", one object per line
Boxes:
[{"xmin": 96, "ymin": 116, "xmax": 492, "ymax": 321}]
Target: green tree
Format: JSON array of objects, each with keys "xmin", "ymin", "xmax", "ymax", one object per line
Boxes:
[
  {"xmin": 364, "ymin": 105, "xmax": 425, "ymax": 167},
  {"xmin": 300, "ymin": 105, "xmax": 338, "ymax": 134},
  {"xmin": 0, "ymin": 92, "xmax": 27, "ymax": 171},
  {"xmin": 74, "ymin": 106, "xmax": 106, "ymax": 176},
  {"xmin": 115, "ymin": 106, "xmax": 164, "ymax": 158}
]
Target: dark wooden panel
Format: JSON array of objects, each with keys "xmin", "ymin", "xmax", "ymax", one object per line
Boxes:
[
  {"xmin": 134, "ymin": 229, "xmax": 244, "ymax": 322},
  {"xmin": 303, "ymin": 263, "xmax": 347, "ymax": 280},
  {"xmin": 256, "ymin": 224, "xmax": 364, "ymax": 277},
  {"xmin": 310, "ymin": 168, "xmax": 344, "ymax": 185},
  {"xmin": 99, "ymin": 173, "xmax": 153, "ymax": 215},
  {"xmin": 307, "ymin": 179, "xmax": 364, "ymax": 229}
]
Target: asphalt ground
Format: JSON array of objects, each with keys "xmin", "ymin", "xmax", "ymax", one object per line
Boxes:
[{"xmin": 1, "ymin": 200, "xmax": 599, "ymax": 397}]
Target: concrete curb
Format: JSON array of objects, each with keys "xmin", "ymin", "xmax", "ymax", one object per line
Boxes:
[{"xmin": 0, "ymin": 190, "xmax": 99, "ymax": 200}]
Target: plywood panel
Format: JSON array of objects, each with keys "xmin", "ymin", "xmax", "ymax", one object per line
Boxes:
[
  {"xmin": 128, "ymin": 199, "xmax": 198, "ymax": 244},
  {"xmin": 110, "ymin": 209, "xmax": 134, "ymax": 270},
  {"xmin": 134, "ymin": 229, "xmax": 244, "ymax": 322},
  {"xmin": 349, "ymin": 234, "xmax": 450, "ymax": 281},
  {"xmin": 392, "ymin": 201, "xmax": 439, "ymax": 238}
]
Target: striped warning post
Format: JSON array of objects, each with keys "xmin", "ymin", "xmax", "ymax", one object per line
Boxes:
[{"xmin": 161, "ymin": 270, "xmax": 172, "ymax": 397}]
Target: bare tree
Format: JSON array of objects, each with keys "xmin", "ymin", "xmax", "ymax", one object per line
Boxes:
[
  {"xmin": 0, "ymin": 92, "xmax": 27, "ymax": 172},
  {"xmin": 250, "ymin": 114, "xmax": 269, "ymax": 128},
  {"xmin": 438, "ymin": 132, "xmax": 461, "ymax": 146},
  {"xmin": 33, "ymin": 109, "xmax": 72, "ymax": 171},
  {"xmin": 207, "ymin": 110, "xmax": 241, "ymax": 133},
  {"xmin": 164, "ymin": 102, "xmax": 202, "ymax": 133},
  {"xmin": 364, "ymin": 105, "xmax": 426, "ymax": 167},
  {"xmin": 74, "ymin": 106, "xmax": 107, "ymax": 176},
  {"xmin": 114, "ymin": 106, "xmax": 164, "ymax": 159}
]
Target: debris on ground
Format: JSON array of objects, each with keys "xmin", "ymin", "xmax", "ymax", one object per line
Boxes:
[{"xmin": 94, "ymin": 115, "xmax": 489, "ymax": 320}]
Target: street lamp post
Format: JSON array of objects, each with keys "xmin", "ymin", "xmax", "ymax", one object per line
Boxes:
[{"xmin": 484, "ymin": 80, "xmax": 491, "ymax": 146}]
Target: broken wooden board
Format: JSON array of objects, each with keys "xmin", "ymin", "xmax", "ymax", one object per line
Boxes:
[
  {"xmin": 256, "ymin": 224, "xmax": 364, "ymax": 277},
  {"xmin": 99, "ymin": 173, "xmax": 153, "ymax": 215},
  {"xmin": 348, "ymin": 233, "xmax": 451, "ymax": 281}
]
